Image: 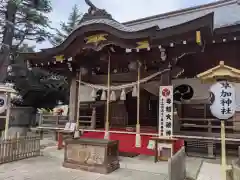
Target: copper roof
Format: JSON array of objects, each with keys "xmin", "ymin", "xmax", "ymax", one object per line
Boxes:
[{"xmin": 124, "ymin": 0, "xmax": 237, "ymax": 26}]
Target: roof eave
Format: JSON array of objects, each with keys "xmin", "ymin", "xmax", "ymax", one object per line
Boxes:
[{"xmin": 123, "ymin": 0, "xmax": 236, "ymax": 26}]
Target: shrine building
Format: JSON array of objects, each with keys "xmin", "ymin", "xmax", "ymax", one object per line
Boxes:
[{"xmin": 21, "ymin": 0, "xmax": 240, "ymax": 157}]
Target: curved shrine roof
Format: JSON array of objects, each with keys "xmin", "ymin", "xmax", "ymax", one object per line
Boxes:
[
  {"xmin": 73, "ymin": 18, "xmax": 157, "ymax": 33},
  {"xmin": 124, "ymin": 0, "xmax": 240, "ymax": 30},
  {"xmin": 23, "ymin": 4, "xmax": 214, "ymax": 62},
  {"xmin": 21, "ymin": 0, "xmax": 219, "ymax": 77}
]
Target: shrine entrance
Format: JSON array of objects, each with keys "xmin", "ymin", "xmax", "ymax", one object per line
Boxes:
[{"xmin": 124, "ymin": 89, "xmax": 158, "ymax": 127}]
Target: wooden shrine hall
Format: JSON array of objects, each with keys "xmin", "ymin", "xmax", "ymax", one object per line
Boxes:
[{"xmin": 22, "ymin": 0, "xmax": 240, "ymax": 157}]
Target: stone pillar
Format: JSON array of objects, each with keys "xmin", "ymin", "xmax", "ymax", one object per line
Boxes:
[{"xmin": 68, "ymin": 75, "xmax": 77, "ymax": 122}]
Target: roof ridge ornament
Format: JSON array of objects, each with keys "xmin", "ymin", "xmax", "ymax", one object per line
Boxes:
[
  {"xmin": 80, "ymin": 0, "xmax": 113, "ymax": 23},
  {"xmin": 85, "ymin": 0, "xmax": 98, "ymax": 15}
]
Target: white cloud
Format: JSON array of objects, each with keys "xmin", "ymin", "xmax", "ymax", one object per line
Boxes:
[{"xmin": 35, "ymin": 0, "xmax": 215, "ymax": 51}]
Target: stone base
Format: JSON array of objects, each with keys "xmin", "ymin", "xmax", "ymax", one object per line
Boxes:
[
  {"xmin": 62, "ymin": 161, "xmax": 120, "ymax": 174},
  {"xmin": 232, "ymin": 160, "xmax": 240, "ymax": 180},
  {"xmin": 226, "ymin": 168, "xmax": 233, "ymax": 180}
]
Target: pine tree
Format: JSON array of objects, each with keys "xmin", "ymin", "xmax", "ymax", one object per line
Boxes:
[
  {"xmin": 50, "ymin": 4, "xmax": 82, "ymax": 46},
  {"xmin": 0, "ymin": 0, "xmax": 52, "ymax": 52},
  {"xmin": 0, "ymin": 0, "xmax": 61, "ymax": 108},
  {"xmin": 0, "ymin": 0, "xmax": 52, "ymax": 82}
]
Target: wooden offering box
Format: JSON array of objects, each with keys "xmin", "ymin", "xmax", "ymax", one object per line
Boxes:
[{"xmin": 63, "ymin": 138, "xmax": 120, "ymax": 174}]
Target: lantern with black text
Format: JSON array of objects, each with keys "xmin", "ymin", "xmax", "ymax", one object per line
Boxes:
[{"xmin": 210, "ymin": 81, "xmax": 236, "ymax": 120}]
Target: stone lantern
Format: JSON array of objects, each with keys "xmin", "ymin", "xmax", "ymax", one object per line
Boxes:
[{"xmin": 0, "ymin": 84, "xmax": 16, "ymax": 139}]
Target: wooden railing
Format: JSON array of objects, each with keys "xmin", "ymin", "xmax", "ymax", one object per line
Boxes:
[
  {"xmin": 38, "ymin": 107, "xmax": 97, "ymax": 130},
  {"xmin": 179, "ymin": 118, "xmax": 237, "ymax": 130},
  {"xmin": 39, "ymin": 114, "xmax": 68, "ymax": 128},
  {"xmin": 175, "ymin": 103, "xmax": 240, "ymax": 134},
  {"xmin": 0, "ymin": 135, "xmax": 41, "ymax": 164}
]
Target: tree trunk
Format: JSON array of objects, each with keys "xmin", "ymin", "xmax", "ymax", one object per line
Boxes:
[{"xmin": 0, "ymin": 1, "xmax": 17, "ymax": 82}]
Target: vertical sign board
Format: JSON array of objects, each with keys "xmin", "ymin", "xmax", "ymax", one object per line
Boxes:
[
  {"xmin": 159, "ymin": 86, "xmax": 173, "ymax": 137},
  {"xmin": 148, "ymin": 85, "xmax": 173, "ymax": 150}
]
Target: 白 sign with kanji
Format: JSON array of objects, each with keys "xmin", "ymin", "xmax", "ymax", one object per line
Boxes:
[
  {"xmin": 210, "ymin": 81, "xmax": 236, "ymax": 120},
  {"xmin": 159, "ymin": 86, "xmax": 173, "ymax": 136}
]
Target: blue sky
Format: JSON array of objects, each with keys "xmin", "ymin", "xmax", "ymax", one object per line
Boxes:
[{"xmin": 35, "ymin": 0, "xmax": 216, "ymax": 51}]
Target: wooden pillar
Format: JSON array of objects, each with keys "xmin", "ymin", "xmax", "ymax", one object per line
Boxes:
[
  {"xmin": 75, "ymin": 71, "xmax": 81, "ymax": 135},
  {"xmin": 135, "ymin": 61, "xmax": 141, "ymax": 147},
  {"xmin": 161, "ymin": 63, "xmax": 172, "ymax": 85},
  {"xmin": 173, "ymin": 104, "xmax": 181, "ymax": 133},
  {"xmin": 90, "ymin": 107, "xmax": 96, "ymax": 129},
  {"xmin": 205, "ymin": 104, "xmax": 214, "ymax": 158},
  {"xmin": 104, "ymin": 55, "xmax": 111, "ymax": 139},
  {"xmin": 159, "ymin": 63, "xmax": 172, "ymax": 134},
  {"xmin": 68, "ymin": 74, "xmax": 78, "ymax": 122}
]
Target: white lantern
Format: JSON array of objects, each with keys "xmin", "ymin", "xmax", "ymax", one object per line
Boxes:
[
  {"xmin": 160, "ymin": 48, "xmax": 167, "ymax": 61},
  {"xmin": 7, "ymin": 65, "xmax": 12, "ymax": 73},
  {"xmin": 0, "ymin": 94, "xmax": 7, "ymax": 114},
  {"xmin": 80, "ymin": 67, "xmax": 88, "ymax": 75},
  {"xmin": 210, "ymin": 81, "xmax": 236, "ymax": 120}
]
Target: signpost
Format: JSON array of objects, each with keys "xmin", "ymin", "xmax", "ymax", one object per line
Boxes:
[
  {"xmin": 209, "ymin": 81, "xmax": 236, "ymax": 180},
  {"xmin": 159, "ymin": 86, "xmax": 173, "ymax": 137}
]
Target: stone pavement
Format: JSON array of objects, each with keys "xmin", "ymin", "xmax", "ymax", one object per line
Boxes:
[
  {"xmin": 0, "ymin": 155, "xmax": 168, "ymax": 180},
  {"xmin": 0, "ymin": 146, "xmax": 205, "ymax": 180},
  {"xmin": 0, "ymin": 144, "xmax": 169, "ymax": 180},
  {"xmin": 0, "ymin": 137, "xmax": 219, "ymax": 180},
  {"xmin": 197, "ymin": 161, "xmax": 233, "ymax": 180},
  {"xmin": 197, "ymin": 162, "xmax": 221, "ymax": 180}
]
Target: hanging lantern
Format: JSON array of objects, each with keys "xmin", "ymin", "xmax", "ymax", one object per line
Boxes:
[
  {"xmin": 55, "ymin": 55, "xmax": 64, "ymax": 62},
  {"xmin": 57, "ymin": 100, "xmax": 63, "ymax": 105},
  {"xmin": 120, "ymin": 89, "xmax": 126, "ymax": 101},
  {"xmin": 91, "ymin": 89, "xmax": 97, "ymax": 99},
  {"xmin": 110, "ymin": 91, "xmax": 116, "ymax": 101},
  {"xmin": 26, "ymin": 60, "xmax": 32, "ymax": 70},
  {"xmin": 132, "ymin": 85, "xmax": 137, "ymax": 97},
  {"xmin": 196, "ymin": 31, "xmax": 202, "ymax": 45},
  {"xmin": 101, "ymin": 90, "xmax": 107, "ymax": 101},
  {"xmin": 128, "ymin": 61, "xmax": 137, "ymax": 71},
  {"xmin": 160, "ymin": 48, "xmax": 167, "ymax": 61},
  {"xmin": 80, "ymin": 67, "xmax": 88, "ymax": 75},
  {"xmin": 7, "ymin": 65, "xmax": 12, "ymax": 74}
]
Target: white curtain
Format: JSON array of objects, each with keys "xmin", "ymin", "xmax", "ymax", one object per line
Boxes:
[{"xmin": 172, "ymin": 78, "xmax": 240, "ymax": 111}]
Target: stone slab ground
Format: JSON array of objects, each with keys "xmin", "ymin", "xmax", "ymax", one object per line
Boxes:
[
  {"xmin": 0, "ymin": 137, "xmax": 225, "ymax": 180},
  {"xmin": 0, "ymin": 145, "xmax": 205, "ymax": 180},
  {"xmin": 0, "ymin": 155, "xmax": 168, "ymax": 180}
]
